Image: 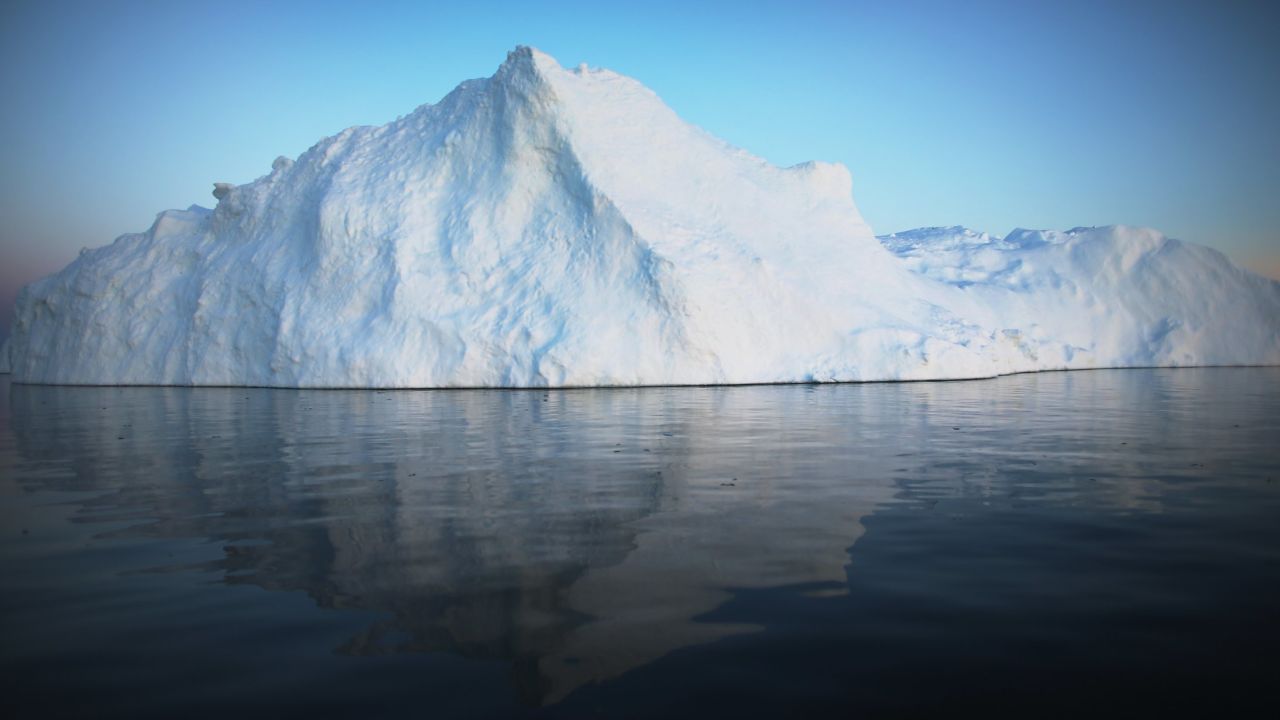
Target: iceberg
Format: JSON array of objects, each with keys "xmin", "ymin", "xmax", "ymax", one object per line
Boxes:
[{"xmin": 6, "ymin": 47, "xmax": 1278, "ymax": 387}]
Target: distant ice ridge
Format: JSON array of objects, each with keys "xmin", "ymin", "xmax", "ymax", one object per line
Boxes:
[
  {"xmin": 878, "ymin": 225, "xmax": 1280, "ymax": 369},
  {"xmin": 6, "ymin": 47, "xmax": 1279, "ymax": 387}
]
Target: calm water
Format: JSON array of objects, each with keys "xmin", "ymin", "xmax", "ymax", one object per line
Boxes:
[{"xmin": 1, "ymin": 369, "xmax": 1278, "ymax": 717}]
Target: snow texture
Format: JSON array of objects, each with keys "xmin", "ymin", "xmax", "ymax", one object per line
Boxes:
[{"xmin": 6, "ymin": 47, "xmax": 1280, "ymax": 387}]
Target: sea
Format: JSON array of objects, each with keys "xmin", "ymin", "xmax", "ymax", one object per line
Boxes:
[{"xmin": 2, "ymin": 368, "xmax": 1277, "ymax": 717}]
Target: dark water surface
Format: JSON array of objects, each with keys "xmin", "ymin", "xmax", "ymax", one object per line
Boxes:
[{"xmin": 1, "ymin": 369, "xmax": 1278, "ymax": 717}]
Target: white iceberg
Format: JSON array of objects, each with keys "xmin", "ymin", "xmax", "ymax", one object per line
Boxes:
[{"xmin": 6, "ymin": 47, "xmax": 1278, "ymax": 387}]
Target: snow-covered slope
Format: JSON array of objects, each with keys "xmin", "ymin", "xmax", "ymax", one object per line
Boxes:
[{"xmin": 7, "ymin": 47, "xmax": 1280, "ymax": 387}]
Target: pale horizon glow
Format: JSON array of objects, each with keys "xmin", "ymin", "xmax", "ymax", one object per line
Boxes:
[{"xmin": 2, "ymin": 0, "xmax": 1279, "ymax": 337}]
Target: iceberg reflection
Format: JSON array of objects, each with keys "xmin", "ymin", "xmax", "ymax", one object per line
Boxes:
[{"xmin": 7, "ymin": 381, "xmax": 905, "ymax": 702}]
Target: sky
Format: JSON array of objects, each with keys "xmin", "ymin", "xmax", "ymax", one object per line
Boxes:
[{"xmin": 2, "ymin": 0, "xmax": 1279, "ymax": 336}]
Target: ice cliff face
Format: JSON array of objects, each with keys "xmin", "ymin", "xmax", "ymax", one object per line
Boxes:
[{"xmin": 6, "ymin": 47, "xmax": 1280, "ymax": 386}]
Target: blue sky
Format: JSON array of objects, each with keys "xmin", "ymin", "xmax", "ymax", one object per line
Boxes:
[{"xmin": 2, "ymin": 0, "xmax": 1278, "ymax": 333}]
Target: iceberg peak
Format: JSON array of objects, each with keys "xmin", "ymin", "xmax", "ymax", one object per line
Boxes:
[{"xmin": 493, "ymin": 45, "xmax": 559, "ymax": 87}]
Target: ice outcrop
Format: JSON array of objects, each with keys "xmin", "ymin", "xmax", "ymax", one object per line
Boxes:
[
  {"xmin": 6, "ymin": 47, "xmax": 1279, "ymax": 387},
  {"xmin": 211, "ymin": 183, "xmax": 235, "ymax": 201}
]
